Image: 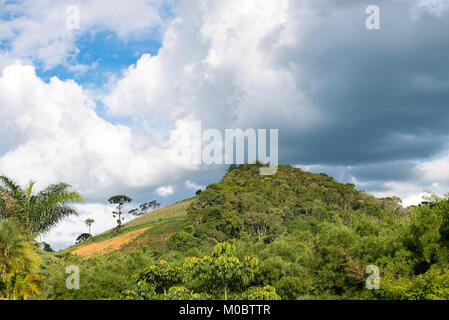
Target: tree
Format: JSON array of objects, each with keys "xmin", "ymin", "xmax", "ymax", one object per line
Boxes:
[
  {"xmin": 184, "ymin": 242, "xmax": 259, "ymax": 299},
  {"xmin": 0, "ymin": 176, "xmax": 83, "ymax": 236},
  {"xmin": 108, "ymin": 195, "xmax": 132, "ymax": 232},
  {"xmin": 3, "ymin": 273, "xmax": 43, "ymax": 300},
  {"xmin": 0, "ymin": 218, "xmax": 42, "ymax": 300},
  {"xmin": 76, "ymin": 233, "xmax": 92, "ymax": 244},
  {"xmin": 129, "ymin": 200, "xmax": 160, "ymax": 216},
  {"xmin": 240, "ymin": 285, "xmax": 281, "ymax": 300},
  {"xmin": 41, "ymin": 242, "xmax": 54, "ymax": 252},
  {"xmin": 134, "ymin": 260, "xmax": 184, "ymax": 295},
  {"xmin": 243, "ymin": 211, "xmax": 282, "ymax": 240},
  {"xmin": 85, "ymin": 218, "xmax": 95, "ymax": 234},
  {"xmin": 195, "ymin": 190, "xmax": 202, "ymax": 196}
]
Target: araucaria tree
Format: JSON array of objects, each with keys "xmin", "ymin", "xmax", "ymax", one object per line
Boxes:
[
  {"xmin": 85, "ymin": 218, "xmax": 95, "ymax": 234},
  {"xmin": 108, "ymin": 195, "xmax": 132, "ymax": 232},
  {"xmin": 0, "ymin": 176, "xmax": 83, "ymax": 236}
]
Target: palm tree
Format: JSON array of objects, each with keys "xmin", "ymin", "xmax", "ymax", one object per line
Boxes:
[
  {"xmin": 0, "ymin": 218, "xmax": 42, "ymax": 300},
  {"xmin": 4, "ymin": 272, "xmax": 43, "ymax": 300},
  {"xmin": 0, "ymin": 176, "xmax": 83, "ymax": 236},
  {"xmin": 0, "ymin": 219, "xmax": 39, "ymax": 281}
]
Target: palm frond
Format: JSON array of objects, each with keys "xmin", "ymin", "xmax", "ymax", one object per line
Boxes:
[
  {"xmin": 28, "ymin": 183, "xmax": 83, "ymax": 236},
  {"xmin": 0, "ymin": 176, "xmax": 26, "ymax": 205}
]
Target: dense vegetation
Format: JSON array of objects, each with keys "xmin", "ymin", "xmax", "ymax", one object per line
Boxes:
[
  {"xmin": 0, "ymin": 177, "xmax": 82, "ymax": 299},
  {"xmin": 2, "ymin": 164, "xmax": 449, "ymax": 300}
]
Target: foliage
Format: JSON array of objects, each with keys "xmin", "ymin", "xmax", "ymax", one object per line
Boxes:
[
  {"xmin": 34, "ymin": 165, "xmax": 449, "ymax": 300},
  {"xmin": 0, "ymin": 176, "xmax": 83, "ymax": 236},
  {"xmin": 108, "ymin": 195, "xmax": 132, "ymax": 232},
  {"xmin": 376, "ymin": 268, "xmax": 449, "ymax": 300},
  {"xmin": 134, "ymin": 260, "xmax": 185, "ymax": 294},
  {"xmin": 76, "ymin": 233, "xmax": 92, "ymax": 244},
  {"xmin": 184, "ymin": 242, "xmax": 259, "ymax": 299},
  {"xmin": 0, "ymin": 218, "xmax": 42, "ymax": 300},
  {"xmin": 240, "ymin": 285, "xmax": 281, "ymax": 300},
  {"xmin": 41, "ymin": 242, "xmax": 54, "ymax": 252},
  {"xmin": 129, "ymin": 200, "xmax": 161, "ymax": 216},
  {"xmin": 167, "ymin": 231, "xmax": 201, "ymax": 251},
  {"xmin": 39, "ymin": 248, "xmax": 155, "ymax": 300}
]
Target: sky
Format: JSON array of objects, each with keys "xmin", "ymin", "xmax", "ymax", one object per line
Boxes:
[{"xmin": 1, "ymin": 0, "xmax": 449, "ymax": 249}]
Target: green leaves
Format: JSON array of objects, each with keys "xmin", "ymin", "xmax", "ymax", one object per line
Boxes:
[
  {"xmin": 126, "ymin": 242, "xmax": 266, "ymax": 300},
  {"xmin": 240, "ymin": 285, "xmax": 281, "ymax": 300},
  {"xmin": 0, "ymin": 218, "xmax": 42, "ymax": 300},
  {"xmin": 0, "ymin": 177, "xmax": 83, "ymax": 236},
  {"xmin": 108, "ymin": 195, "xmax": 132, "ymax": 232},
  {"xmin": 184, "ymin": 242, "xmax": 259, "ymax": 299},
  {"xmin": 136, "ymin": 260, "xmax": 185, "ymax": 294}
]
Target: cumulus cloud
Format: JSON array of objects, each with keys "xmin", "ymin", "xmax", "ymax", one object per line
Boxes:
[
  {"xmin": 0, "ymin": 0, "xmax": 166, "ymax": 69},
  {"xmin": 0, "ymin": 62, "xmax": 202, "ymax": 200},
  {"xmin": 185, "ymin": 180, "xmax": 205, "ymax": 191},
  {"xmin": 104, "ymin": 0, "xmax": 320, "ymax": 130},
  {"xmin": 155, "ymin": 185, "xmax": 174, "ymax": 196}
]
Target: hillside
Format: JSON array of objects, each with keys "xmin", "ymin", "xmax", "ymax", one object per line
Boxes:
[
  {"xmin": 60, "ymin": 198, "xmax": 193, "ymax": 256},
  {"xmin": 37, "ymin": 164, "xmax": 449, "ymax": 300}
]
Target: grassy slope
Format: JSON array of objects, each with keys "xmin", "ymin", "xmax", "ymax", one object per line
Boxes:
[
  {"xmin": 38, "ymin": 198, "xmax": 195, "ymax": 299},
  {"xmin": 60, "ymin": 198, "xmax": 194, "ymax": 255}
]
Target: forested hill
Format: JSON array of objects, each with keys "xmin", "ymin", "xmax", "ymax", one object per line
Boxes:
[
  {"xmin": 40, "ymin": 163, "xmax": 449, "ymax": 300},
  {"xmin": 180, "ymin": 163, "xmax": 407, "ymax": 247}
]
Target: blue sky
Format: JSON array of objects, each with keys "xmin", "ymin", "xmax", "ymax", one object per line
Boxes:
[{"xmin": 36, "ymin": 31, "xmax": 162, "ymax": 84}]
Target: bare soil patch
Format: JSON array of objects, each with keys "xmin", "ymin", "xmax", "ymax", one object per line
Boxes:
[{"xmin": 72, "ymin": 227, "xmax": 151, "ymax": 258}]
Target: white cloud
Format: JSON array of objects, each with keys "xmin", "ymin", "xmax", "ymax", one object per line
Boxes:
[
  {"xmin": 185, "ymin": 180, "xmax": 205, "ymax": 191},
  {"xmin": 104, "ymin": 0, "xmax": 320, "ymax": 130},
  {"xmin": 40, "ymin": 202, "xmax": 116, "ymax": 250},
  {"xmin": 0, "ymin": 62, "xmax": 201, "ymax": 199},
  {"xmin": 418, "ymin": 154, "xmax": 449, "ymax": 182},
  {"xmin": 155, "ymin": 185, "xmax": 174, "ymax": 197},
  {"xmin": 0, "ymin": 0, "xmax": 166, "ymax": 69}
]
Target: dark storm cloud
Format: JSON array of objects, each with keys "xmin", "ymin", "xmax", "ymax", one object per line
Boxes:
[{"xmin": 273, "ymin": 0, "xmax": 449, "ymax": 169}]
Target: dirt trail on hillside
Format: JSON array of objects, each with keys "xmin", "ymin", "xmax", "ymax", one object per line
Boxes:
[{"xmin": 72, "ymin": 227, "xmax": 151, "ymax": 259}]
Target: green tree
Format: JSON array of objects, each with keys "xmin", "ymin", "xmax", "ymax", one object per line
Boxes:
[
  {"xmin": 108, "ymin": 195, "xmax": 132, "ymax": 232},
  {"xmin": 0, "ymin": 218, "xmax": 42, "ymax": 300},
  {"xmin": 3, "ymin": 272, "xmax": 43, "ymax": 300},
  {"xmin": 0, "ymin": 176, "xmax": 83, "ymax": 236},
  {"xmin": 129, "ymin": 200, "xmax": 161, "ymax": 216},
  {"xmin": 75, "ymin": 233, "xmax": 92, "ymax": 244},
  {"xmin": 134, "ymin": 260, "xmax": 184, "ymax": 295},
  {"xmin": 85, "ymin": 218, "xmax": 95, "ymax": 234},
  {"xmin": 41, "ymin": 242, "xmax": 54, "ymax": 252},
  {"xmin": 240, "ymin": 285, "xmax": 281, "ymax": 300},
  {"xmin": 184, "ymin": 242, "xmax": 259, "ymax": 299}
]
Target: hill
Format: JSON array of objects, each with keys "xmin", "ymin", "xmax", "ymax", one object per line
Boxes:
[{"xmin": 37, "ymin": 164, "xmax": 449, "ymax": 300}]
